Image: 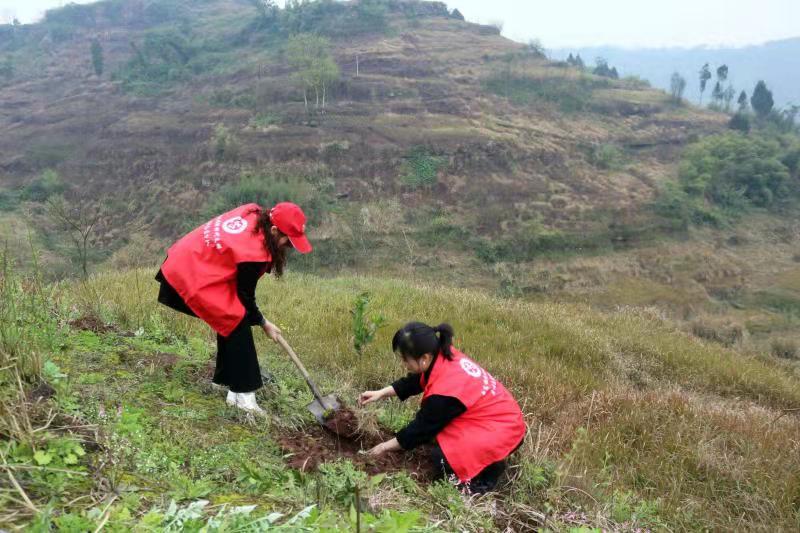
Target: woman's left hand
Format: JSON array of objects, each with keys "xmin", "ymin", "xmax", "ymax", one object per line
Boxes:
[
  {"xmin": 367, "ymin": 442, "xmax": 388, "ymax": 457},
  {"xmin": 367, "ymin": 438, "xmax": 400, "ymax": 457}
]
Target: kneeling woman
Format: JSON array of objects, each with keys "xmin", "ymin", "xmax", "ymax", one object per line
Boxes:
[{"xmin": 359, "ymin": 322, "xmax": 526, "ymax": 493}]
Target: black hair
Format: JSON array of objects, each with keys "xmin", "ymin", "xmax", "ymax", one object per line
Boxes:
[{"xmin": 391, "ymin": 322, "xmax": 455, "ymax": 361}]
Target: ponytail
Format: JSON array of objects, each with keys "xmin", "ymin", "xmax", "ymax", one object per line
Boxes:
[
  {"xmin": 247, "ymin": 206, "xmax": 287, "ymax": 277},
  {"xmin": 392, "ymin": 321, "xmax": 456, "ymax": 361},
  {"xmin": 433, "ymin": 323, "xmax": 454, "ymax": 359}
]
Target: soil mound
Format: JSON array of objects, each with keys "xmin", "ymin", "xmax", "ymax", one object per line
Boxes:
[{"xmin": 278, "ymin": 411, "xmax": 435, "ymax": 481}]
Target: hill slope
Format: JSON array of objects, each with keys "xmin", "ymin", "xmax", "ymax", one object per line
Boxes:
[
  {"xmin": 1, "ymin": 267, "xmax": 799, "ymax": 530},
  {"xmin": 2, "ymin": 0, "xmax": 800, "ymax": 385},
  {"xmin": 0, "ymin": 0, "xmax": 724, "ymax": 272}
]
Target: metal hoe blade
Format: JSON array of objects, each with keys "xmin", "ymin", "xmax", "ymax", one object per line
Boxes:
[
  {"xmin": 307, "ymin": 394, "xmax": 341, "ymax": 424},
  {"xmin": 275, "ymin": 335, "xmax": 342, "ymax": 425}
]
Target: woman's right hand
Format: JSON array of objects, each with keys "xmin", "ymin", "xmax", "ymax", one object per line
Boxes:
[
  {"xmin": 261, "ymin": 320, "xmax": 282, "ymax": 342},
  {"xmin": 359, "ymin": 390, "xmax": 384, "ymax": 406}
]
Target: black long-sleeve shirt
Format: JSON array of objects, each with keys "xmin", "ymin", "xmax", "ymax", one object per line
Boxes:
[
  {"xmin": 155, "ymin": 261, "xmax": 268, "ymax": 327},
  {"xmin": 391, "ymin": 355, "xmax": 466, "ymax": 450},
  {"xmin": 234, "ymin": 262, "xmax": 268, "ymax": 326}
]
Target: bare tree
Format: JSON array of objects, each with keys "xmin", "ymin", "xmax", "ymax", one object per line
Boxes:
[{"xmin": 46, "ymin": 196, "xmax": 101, "ymax": 278}]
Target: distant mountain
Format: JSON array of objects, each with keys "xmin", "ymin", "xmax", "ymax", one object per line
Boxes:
[{"xmin": 552, "ymin": 38, "xmax": 800, "ymax": 108}]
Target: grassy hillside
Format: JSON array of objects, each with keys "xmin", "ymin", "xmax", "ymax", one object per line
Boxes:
[
  {"xmin": 0, "ymin": 0, "xmax": 725, "ymax": 272},
  {"xmin": 5, "ymin": 0, "xmax": 798, "ymax": 359},
  {"xmin": 1, "ymin": 3, "xmax": 800, "ymax": 528},
  {"xmin": 1, "ymin": 264, "xmax": 799, "ymax": 530}
]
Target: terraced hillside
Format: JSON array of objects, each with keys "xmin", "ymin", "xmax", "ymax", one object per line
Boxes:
[{"xmin": 0, "ymin": 0, "xmax": 724, "ymax": 274}]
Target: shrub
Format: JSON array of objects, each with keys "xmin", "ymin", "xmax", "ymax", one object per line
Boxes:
[
  {"xmin": 202, "ymin": 171, "xmax": 333, "ymax": 225},
  {"xmin": 782, "ymin": 144, "xmax": 800, "ymax": 176},
  {"xmin": 210, "ymin": 124, "xmax": 239, "ymax": 162},
  {"xmin": 652, "ymin": 181, "xmax": 722, "ymax": 230},
  {"xmin": 588, "ymin": 143, "xmax": 625, "ymax": 170},
  {"xmin": 113, "ymin": 29, "xmax": 217, "ymax": 94},
  {"xmin": 484, "ymin": 74, "xmax": 607, "ymax": 113},
  {"xmin": 209, "ymin": 88, "xmax": 255, "ymax": 109},
  {"xmin": 20, "ymin": 169, "xmax": 65, "ymax": 203},
  {"xmin": 691, "ymin": 318, "xmax": 744, "ymax": 347},
  {"xmin": 472, "ymin": 227, "xmax": 608, "ymax": 263},
  {"xmin": 248, "ymin": 112, "xmax": 282, "ymax": 129},
  {"xmin": 679, "ymin": 133, "xmax": 792, "ymax": 209},
  {"xmin": 280, "ymin": 0, "xmax": 388, "ymax": 37},
  {"xmin": 0, "ymin": 188, "xmax": 20, "ymax": 211},
  {"xmin": 770, "ymin": 338, "xmax": 798, "ymax": 359},
  {"xmin": 401, "ymin": 147, "xmax": 442, "ymax": 189},
  {"xmin": 728, "ymin": 113, "xmax": 751, "ymax": 133}
]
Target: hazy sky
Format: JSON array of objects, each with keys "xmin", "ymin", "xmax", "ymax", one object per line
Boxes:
[{"xmin": 1, "ymin": 0, "xmax": 799, "ymax": 49}]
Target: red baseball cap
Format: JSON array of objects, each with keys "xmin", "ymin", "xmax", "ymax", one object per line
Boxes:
[{"xmin": 270, "ymin": 202, "xmax": 312, "ymax": 254}]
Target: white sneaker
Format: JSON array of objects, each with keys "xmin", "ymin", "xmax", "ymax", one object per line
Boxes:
[{"xmin": 226, "ymin": 391, "xmax": 266, "ymax": 415}]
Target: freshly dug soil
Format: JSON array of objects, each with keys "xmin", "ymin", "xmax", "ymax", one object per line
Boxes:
[
  {"xmin": 322, "ymin": 408, "xmax": 361, "ymax": 439},
  {"xmin": 278, "ymin": 409, "xmax": 435, "ymax": 481}
]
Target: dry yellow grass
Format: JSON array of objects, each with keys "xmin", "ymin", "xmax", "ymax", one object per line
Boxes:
[{"xmin": 60, "ymin": 267, "xmax": 800, "ymax": 530}]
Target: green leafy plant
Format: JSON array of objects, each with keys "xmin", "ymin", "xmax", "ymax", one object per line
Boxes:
[
  {"xmin": 402, "ymin": 147, "xmax": 442, "ymax": 189},
  {"xmin": 211, "ymin": 124, "xmax": 239, "ymax": 162},
  {"xmin": 317, "ymin": 460, "xmax": 368, "ymax": 507},
  {"xmin": 168, "ymin": 474, "xmax": 215, "ymax": 501},
  {"xmin": 679, "ymin": 133, "xmax": 791, "ymax": 209},
  {"xmin": 351, "ymin": 291, "xmax": 386, "ymax": 354},
  {"xmin": 20, "ymin": 169, "xmax": 65, "ymax": 202},
  {"xmin": 588, "ymin": 143, "xmax": 625, "ymax": 170}
]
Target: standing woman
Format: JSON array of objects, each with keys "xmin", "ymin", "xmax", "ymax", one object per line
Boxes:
[
  {"xmin": 155, "ymin": 202, "xmax": 312, "ymax": 414},
  {"xmin": 359, "ymin": 322, "xmax": 526, "ymax": 493}
]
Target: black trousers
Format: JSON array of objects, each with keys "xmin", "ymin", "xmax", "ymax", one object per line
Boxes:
[
  {"xmin": 213, "ymin": 318, "xmax": 263, "ymax": 393},
  {"xmin": 156, "ymin": 271, "xmax": 263, "ymax": 394},
  {"xmin": 430, "ymin": 445, "xmax": 508, "ymax": 494}
]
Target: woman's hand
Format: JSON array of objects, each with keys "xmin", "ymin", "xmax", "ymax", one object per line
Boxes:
[
  {"xmin": 359, "ymin": 390, "xmax": 384, "ymax": 406},
  {"xmin": 261, "ymin": 320, "xmax": 282, "ymax": 342},
  {"xmin": 358, "ymin": 386, "xmax": 396, "ymax": 406},
  {"xmin": 367, "ymin": 438, "xmax": 400, "ymax": 457}
]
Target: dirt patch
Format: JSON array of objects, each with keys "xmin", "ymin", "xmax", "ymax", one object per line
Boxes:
[
  {"xmin": 27, "ymin": 382, "xmax": 56, "ymax": 402},
  {"xmin": 69, "ymin": 315, "xmax": 117, "ymax": 334},
  {"xmin": 152, "ymin": 352, "xmax": 180, "ymax": 374},
  {"xmin": 120, "ymin": 349, "xmax": 181, "ymax": 375},
  {"xmin": 277, "ymin": 421, "xmax": 435, "ymax": 481},
  {"xmin": 323, "ymin": 408, "xmax": 361, "ymax": 439}
]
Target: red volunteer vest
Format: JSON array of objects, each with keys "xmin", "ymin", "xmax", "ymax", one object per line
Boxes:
[
  {"xmin": 160, "ymin": 204, "xmax": 271, "ymax": 337},
  {"xmin": 421, "ymin": 348, "xmax": 526, "ymax": 482}
]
